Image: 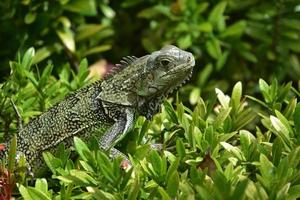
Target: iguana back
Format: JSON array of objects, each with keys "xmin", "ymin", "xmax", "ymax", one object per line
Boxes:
[{"xmin": 16, "ymin": 82, "xmax": 113, "ymax": 171}]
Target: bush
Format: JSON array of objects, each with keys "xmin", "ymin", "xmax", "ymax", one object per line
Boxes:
[
  {"xmin": 0, "ymin": 0, "xmax": 114, "ymax": 78},
  {"xmin": 1, "ymin": 0, "xmax": 299, "ymax": 91},
  {"xmin": 1, "ymin": 0, "xmax": 300, "ymax": 199},
  {"xmin": 1, "ymin": 48, "xmax": 300, "ymax": 199}
]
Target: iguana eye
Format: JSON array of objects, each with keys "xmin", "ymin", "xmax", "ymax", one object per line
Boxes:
[{"xmin": 160, "ymin": 59, "xmax": 170, "ymax": 67}]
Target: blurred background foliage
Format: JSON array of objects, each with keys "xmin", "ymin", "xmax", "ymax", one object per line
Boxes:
[{"xmin": 1, "ymin": 0, "xmax": 300, "ymax": 94}]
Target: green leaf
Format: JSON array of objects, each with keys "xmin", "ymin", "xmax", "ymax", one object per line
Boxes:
[
  {"xmin": 204, "ymin": 126, "xmax": 217, "ymax": 150},
  {"xmin": 288, "ymin": 146, "xmax": 300, "ymax": 169},
  {"xmin": 276, "ymin": 182, "xmax": 290, "ymax": 199},
  {"xmin": 213, "ymin": 107, "xmax": 232, "ymax": 129},
  {"xmin": 235, "ymin": 108, "xmax": 256, "ymax": 129},
  {"xmin": 231, "ymin": 179, "xmax": 248, "ymax": 199},
  {"xmin": 216, "ymin": 50, "xmax": 229, "ymax": 71},
  {"xmin": 8, "ymin": 135, "xmax": 17, "ymax": 172},
  {"xmin": 22, "ymin": 47, "xmax": 35, "ymax": 70},
  {"xmin": 220, "ymin": 20, "xmax": 247, "ymax": 38},
  {"xmin": 87, "ymin": 187, "xmax": 117, "ymax": 200},
  {"xmin": 42, "ymin": 152, "xmax": 62, "ymax": 174},
  {"xmin": 32, "ymin": 46, "xmax": 55, "ymax": 64},
  {"xmin": 288, "ymin": 185, "xmax": 300, "ymax": 199},
  {"xmin": 69, "ymin": 169, "xmax": 98, "ymax": 185},
  {"xmin": 83, "ymin": 45, "xmax": 112, "ymax": 56},
  {"xmin": 189, "ymin": 88, "xmax": 201, "ymax": 105},
  {"xmin": 259, "ymin": 154, "xmax": 274, "ymax": 180},
  {"xmin": 158, "ymin": 186, "xmax": 171, "ymax": 200},
  {"xmin": 166, "ymin": 158, "xmax": 179, "ymax": 182},
  {"xmin": 137, "ymin": 119, "xmax": 149, "ymax": 144},
  {"xmin": 194, "ymin": 98, "xmax": 207, "ymax": 120},
  {"xmin": 206, "ymin": 38, "xmax": 222, "ymax": 59},
  {"xmin": 215, "ymin": 88, "xmax": 230, "ymax": 109},
  {"xmin": 76, "ymin": 24, "xmax": 105, "ymax": 41},
  {"xmin": 270, "ymin": 115, "xmax": 290, "ymax": 143},
  {"xmin": 97, "ymin": 151, "xmax": 116, "ymax": 183},
  {"xmin": 166, "ymin": 171, "xmax": 179, "ymax": 197},
  {"xmin": 231, "ymin": 81, "xmax": 242, "ymax": 113},
  {"xmin": 24, "ymin": 12, "xmax": 36, "ymax": 24},
  {"xmin": 208, "ymin": 2, "xmax": 227, "ymax": 31},
  {"xmin": 56, "ymin": 28, "xmax": 75, "ymax": 52},
  {"xmin": 259, "ymin": 79, "xmax": 272, "ymax": 103},
  {"xmin": 64, "ymin": 0, "xmax": 97, "ymax": 16},
  {"xmin": 35, "ymin": 179, "xmax": 48, "ymax": 194},
  {"xmin": 213, "ymin": 171, "xmax": 230, "ymax": 199},
  {"xmin": 79, "ymin": 160, "xmax": 94, "ymax": 172},
  {"xmin": 246, "ymin": 95, "xmax": 269, "ymax": 109},
  {"xmin": 177, "ymin": 35, "xmax": 192, "ymax": 49},
  {"xmin": 176, "ymin": 138, "xmax": 186, "ymax": 159},
  {"xmin": 240, "ymin": 50, "xmax": 257, "ymax": 63},
  {"xmin": 19, "ymin": 185, "xmax": 51, "ymax": 200},
  {"xmin": 284, "ymin": 39, "xmax": 300, "ymax": 53},
  {"xmin": 246, "ymin": 22, "xmax": 272, "ymax": 43},
  {"xmin": 74, "ymin": 136, "xmax": 92, "ymax": 162},
  {"xmin": 24, "ymin": 71, "xmax": 39, "ymax": 91},
  {"xmin": 198, "ymin": 22, "xmax": 213, "ymax": 32},
  {"xmin": 274, "ymin": 110, "xmax": 294, "ymax": 137},
  {"xmin": 78, "ymin": 58, "xmax": 89, "ymax": 83},
  {"xmin": 19, "ymin": 185, "xmax": 31, "ymax": 200},
  {"xmin": 219, "ymin": 131, "xmax": 237, "ymax": 142},
  {"xmin": 138, "ymin": 5, "xmax": 174, "ymax": 19},
  {"xmin": 127, "ymin": 176, "xmax": 140, "ymax": 200},
  {"xmin": 272, "ymin": 138, "xmax": 283, "ymax": 166},
  {"xmin": 294, "ymin": 103, "xmax": 300, "ymax": 138},
  {"xmin": 134, "ymin": 145, "xmax": 151, "ymax": 161},
  {"xmin": 283, "ymin": 97, "xmax": 296, "ymax": 120},
  {"xmin": 197, "ymin": 63, "xmax": 213, "ymax": 86},
  {"xmin": 281, "ymin": 19, "xmax": 300, "ymax": 31},
  {"xmin": 100, "ymin": 4, "xmax": 115, "ymax": 18},
  {"xmin": 239, "ymin": 130, "xmax": 256, "ymax": 159},
  {"xmin": 220, "ymin": 142, "xmax": 244, "ymax": 160},
  {"xmin": 163, "ymin": 101, "xmax": 178, "ymax": 124},
  {"xmin": 39, "ymin": 64, "xmax": 53, "ymax": 88},
  {"xmin": 149, "ymin": 150, "xmax": 163, "ymax": 177}
]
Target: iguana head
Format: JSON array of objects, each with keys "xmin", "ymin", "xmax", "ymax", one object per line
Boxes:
[
  {"xmin": 137, "ymin": 45, "xmax": 195, "ymax": 97},
  {"xmin": 98, "ymin": 45, "xmax": 195, "ymax": 119}
]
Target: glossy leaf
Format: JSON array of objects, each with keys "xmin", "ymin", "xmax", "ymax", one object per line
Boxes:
[{"xmin": 64, "ymin": 0, "xmax": 97, "ymax": 16}]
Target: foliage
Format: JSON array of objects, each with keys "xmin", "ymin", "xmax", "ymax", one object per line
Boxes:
[
  {"xmin": 1, "ymin": 48, "xmax": 300, "ymax": 199},
  {"xmin": 1, "ymin": 0, "xmax": 300, "ymax": 199},
  {"xmin": 1, "ymin": 0, "xmax": 299, "ymax": 91},
  {"xmin": 0, "ymin": 48, "xmax": 92, "ymax": 140},
  {"xmin": 0, "ymin": 0, "xmax": 114, "ymax": 77},
  {"xmin": 130, "ymin": 0, "xmax": 300, "ymax": 92}
]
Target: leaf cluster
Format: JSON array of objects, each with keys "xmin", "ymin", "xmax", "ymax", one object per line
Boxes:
[{"xmin": 1, "ymin": 50, "xmax": 300, "ymax": 199}]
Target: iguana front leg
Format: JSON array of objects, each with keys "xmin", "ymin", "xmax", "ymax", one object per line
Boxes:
[{"xmin": 99, "ymin": 107, "xmax": 135, "ymax": 163}]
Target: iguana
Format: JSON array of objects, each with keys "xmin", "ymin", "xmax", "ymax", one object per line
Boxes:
[{"xmin": 0, "ymin": 45, "xmax": 195, "ymax": 174}]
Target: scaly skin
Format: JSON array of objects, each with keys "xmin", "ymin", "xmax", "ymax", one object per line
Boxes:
[{"xmin": 0, "ymin": 45, "xmax": 195, "ymax": 174}]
